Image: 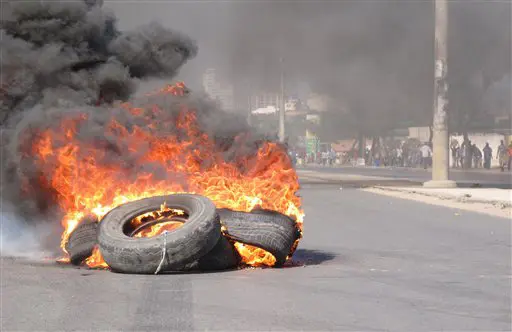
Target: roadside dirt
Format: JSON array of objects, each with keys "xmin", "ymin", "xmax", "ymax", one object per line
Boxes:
[{"xmin": 362, "ymin": 187, "xmax": 511, "ymax": 219}]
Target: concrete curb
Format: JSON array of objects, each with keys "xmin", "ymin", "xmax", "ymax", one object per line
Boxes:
[
  {"xmin": 297, "ymin": 164, "xmax": 510, "ymax": 175},
  {"xmin": 297, "ymin": 171, "xmax": 388, "ymax": 182},
  {"xmin": 372, "ymin": 186, "xmax": 512, "ymax": 208}
]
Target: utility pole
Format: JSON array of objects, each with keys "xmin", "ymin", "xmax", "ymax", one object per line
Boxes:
[
  {"xmin": 247, "ymin": 94, "xmax": 252, "ymax": 126},
  {"xmin": 424, "ymin": 0, "xmax": 456, "ymax": 188},
  {"xmin": 357, "ymin": 132, "xmax": 366, "ymax": 166},
  {"xmin": 278, "ymin": 57, "xmax": 286, "ymax": 143},
  {"xmin": 246, "ymin": 81, "xmax": 253, "ymax": 127}
]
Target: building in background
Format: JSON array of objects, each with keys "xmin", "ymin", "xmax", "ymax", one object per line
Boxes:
[
  {"xmin": 250, "ymin": 92, "xmax": 280, "ymax": 110},
  {"xmin": 249, "ymin": 93, "xmax": 308, "ymax": 116},
  {"xmin": 202, "ymin": 68, "xmax": 235, "ymax": 112}
]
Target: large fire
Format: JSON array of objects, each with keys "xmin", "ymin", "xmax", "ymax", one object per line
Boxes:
[{"xmin": 22, "ymin": 82, "xmax": 303, "ymax": 269}]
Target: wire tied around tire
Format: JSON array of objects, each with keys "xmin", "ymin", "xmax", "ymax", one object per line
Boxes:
[{"xmin": 154, "ymin": 230, "xmax": 169, "ymax": 275}]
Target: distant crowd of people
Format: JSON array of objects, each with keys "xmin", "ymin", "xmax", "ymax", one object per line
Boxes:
[
  {"xmin": 290, "ymin": 139, "xmax": 512, "ymax": 171},
  {"xmin": 450, "ymin": 139, "xmax": 512, "ymax": 171},
  {"xmin": 291, "ymin": 150, "xmax": 337, "ymax": 166}
]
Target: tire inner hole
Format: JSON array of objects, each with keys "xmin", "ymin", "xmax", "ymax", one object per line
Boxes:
[{"xmin": 123, "ymin": 206, "xmax": 189, "ymax": 238}]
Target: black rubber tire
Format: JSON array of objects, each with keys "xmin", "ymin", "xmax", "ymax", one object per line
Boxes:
[
  {"xmin": 184, "ymin": 235, "xmax": 240, "ymax": 271},
  {"xmin": 65, "ymin": 222, "xmax": 99, "ymax": 265},
  {"xmin": 98, "ymin": 194, "xmax": 221, "ymax": 274},
  {"xmin": 218, "ymin": 209, "xmax": 301, "ymax": 267}
]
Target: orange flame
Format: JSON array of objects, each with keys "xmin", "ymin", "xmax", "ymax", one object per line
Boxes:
[
  {"xmin": 132, "ymin": 221, "xmax": 183, "ymax": 238},
  {"xmin": 24, "ymin": 82, "xmax": 304, "ymax": 268},
  {"xmin": 85, "ymin": 247, "xmax": 108, "ymax": 269},
  {"xmin": 234, "ymin": 243, "xmax": 277, "ymax": 267}
]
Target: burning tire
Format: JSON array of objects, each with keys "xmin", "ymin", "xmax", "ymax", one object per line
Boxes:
[
  {"xmin": 65, "ymin": 220, "xmax": 99, "ymax": 265},
  {"xmin": 184, "ymin": 235, "xmax": 240, "ymax": 271},
  {"xmin": 98, "ymin": 194, "xmax": 221, "ymax": 274},
  {"xmin": 218, "ymin": 209, "xmax": 301, "ymax": 267}
]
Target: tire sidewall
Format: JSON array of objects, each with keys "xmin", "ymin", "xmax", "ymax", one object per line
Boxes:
[{"xmin": 98, "ymin": 194, "xmax": 220, "ymax": 274}]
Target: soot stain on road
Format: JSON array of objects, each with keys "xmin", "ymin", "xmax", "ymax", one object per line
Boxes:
[{"xmin": 286, "ymin": 249, "xmax": 337, "ymax": 267}]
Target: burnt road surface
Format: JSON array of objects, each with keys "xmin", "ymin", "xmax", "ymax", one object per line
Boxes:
[
  {"xmin": 2, "ymin": 183, "xmax": 510, "ymax": 331},
  {"xmin": 300, "ymin": 165, "xmax": 512, "ymax": 188}
]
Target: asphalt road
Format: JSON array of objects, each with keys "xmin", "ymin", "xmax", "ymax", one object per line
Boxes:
[
  {"xmin": 300, "ymin": 165, "xmax": 512, "ymax": 188},
  {"xmin": 2, "ymin": 184, "xmax": 510, "ymax": 331}
]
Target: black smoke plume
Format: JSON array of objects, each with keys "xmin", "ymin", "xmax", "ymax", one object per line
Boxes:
[
  {"xmin": 0, "ymin": 0, "xmax": 197, "ymax": 125},
  {"xmin": 225, "ymin": 1, "xmax": 510, "ymax": 137},
  {"xmin": 0, "ymin": 0, "xmax": 192, "ymax": 256},
  {"xmin": 0, "ymin": 0, "xmax": 276, "ymax": 257}
]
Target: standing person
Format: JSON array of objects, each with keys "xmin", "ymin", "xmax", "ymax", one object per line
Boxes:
[
  {"xmin": 483, "ymin": 143, "xmax": 492, "ymax": 169},
  {"xmin": 382, "ymin": 147, "xmax": 389, "ymax": 167},
  {"xmin": 288, "ymin": 149, "xmax": 297, "ymax": 167},
  {"xmin": 497, "ymin": 140, "xmax": 507, "ymax": 171},
  {"xmin": 364, "ymin": 148, "xmax": 369, "ymax": 166},
  {"xmin": 402, "ymin": 143, "xmax": 409, "ymax": 167},
  {"xmin": 454, "ymin": 146, "xmax": 461, "ymax": 168},
  {"xmin": 321, "ymin": 150, "xmax": 328, "ymax": 166},
  {"xmin": 459, "ymin": 144, "xmax": 465, "ymax": 169},
  {"xmin": 396, "ymin": 146, "xmax": 403, "ymax": 167},
  {"xmin": 450, "ymin": 139, "xmax": 459, "ymax": 168},
  {"xmin": 463, "ymin": 140, "xmax": 473, "ymax": 168},
  {"xmin": 460, "ymin": 140, "xmax": 467, "ymax": 168},
  {"xmin": 374, "ymin": 150, "xmax": 381, "ymax": 167},
  {"xmin": 472, "ymin": 144, "xmax": 482, "ymax": 168},
  {"xmin": 330, "ymin": 149, "xmax": 337, "ymax": 166},
  {"xmin": 420, "ymin": 142, "xmax": 432, "ymax": 170},
  {"xmin": 508, "ymin": 142, "xmax": 512, "ymax": 171}
]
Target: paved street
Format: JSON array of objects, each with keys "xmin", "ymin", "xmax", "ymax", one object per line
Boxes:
[
  {"xmin": 300, "ymin": 165, "xmax": 512, "ymax": 188},
  {"xmin": 1, "ymin": 182, "xmax": 510, "ymax": 331}
]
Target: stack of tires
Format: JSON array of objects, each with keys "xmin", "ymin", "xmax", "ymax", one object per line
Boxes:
[{"xmin": 66, "ymin": 194, "xmax": 301, "ymax": 274}]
